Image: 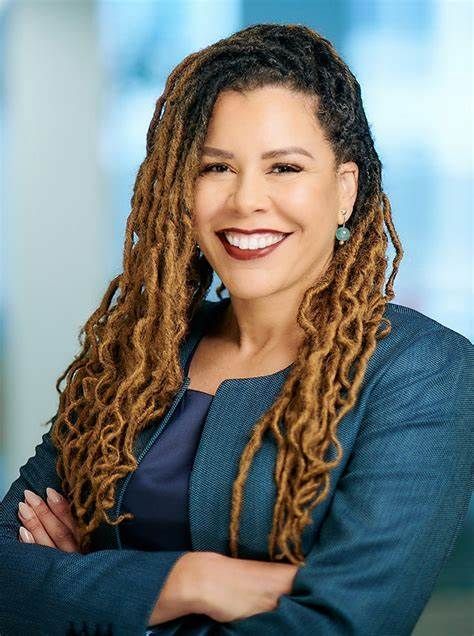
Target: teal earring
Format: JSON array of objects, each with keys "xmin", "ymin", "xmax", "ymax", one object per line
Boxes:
[{"xmin": 335, "ymin": 210, "xmax": 351, "ymax": 245}]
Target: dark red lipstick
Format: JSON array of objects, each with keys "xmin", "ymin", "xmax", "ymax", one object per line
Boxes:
[{"xmin": 216, "ymin": 230, "xmax": 292, "ymax": 261}]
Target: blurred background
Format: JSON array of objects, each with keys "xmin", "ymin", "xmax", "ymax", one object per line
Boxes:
[{"xmin": 0, "ymin": 1, "xmax": 472, "ymax": 633}]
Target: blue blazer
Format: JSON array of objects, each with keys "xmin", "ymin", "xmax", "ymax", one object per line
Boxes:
[{"xmin": 1, "ymin": 298, "xmax": 473, "ymax": 636}]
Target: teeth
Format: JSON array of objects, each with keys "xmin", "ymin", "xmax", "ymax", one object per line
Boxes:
[{"xmin": 223, "ymin": 232, "xmax": 285, "ymax": 250}]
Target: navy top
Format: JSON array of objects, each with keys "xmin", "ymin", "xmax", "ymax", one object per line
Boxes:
[{"xmin": 120, "ymin": 338, "xmax": 214, "ymax": 551}]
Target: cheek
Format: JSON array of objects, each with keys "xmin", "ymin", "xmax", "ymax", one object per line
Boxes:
[
  {"xmin": 192, "ymin": 185, "xmax": 217, "ymax": 231},
  {"xmin": 280, "ymin": 181, "xmax": 334, "ymax": 230},
  {"xmin": 282, "ymin": 175, "xmax": 335, "ymax": 206}
]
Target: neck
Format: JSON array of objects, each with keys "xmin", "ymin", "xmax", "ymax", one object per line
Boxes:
[{"xmin": 217, "ymin": 292, "xmax": 306, "ymax": 362}]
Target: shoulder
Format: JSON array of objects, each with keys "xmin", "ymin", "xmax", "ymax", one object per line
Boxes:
[
  {"xmin": 351, "ymin": 305, "xmax": 473, "ymax": 486},
  {"xmin": 370, "ymin": 301, "xmax": 473, "ymax": 378},
  {"xmin": 364, "ymin": 302, "xmax": 473, "ymax": 423},
  {"xmin": 383, "ymin": 301, "xmax": 472, "ymax": 350}
]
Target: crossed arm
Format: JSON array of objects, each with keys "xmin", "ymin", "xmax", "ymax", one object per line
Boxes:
[{"xmin": 16, "ymin": 485, "xmax": 299, "ymax": 626}]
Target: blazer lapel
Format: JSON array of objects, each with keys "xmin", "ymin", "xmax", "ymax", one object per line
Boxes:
[
  {"xmin": 185, "ymin": 297, "xmax": 301, "ymax": 558},
  {"xmin": 188, "ymin": 365, "xmax": 294, "ymax": 559}
]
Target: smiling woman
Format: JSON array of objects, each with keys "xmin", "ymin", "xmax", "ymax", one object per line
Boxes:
[{"xmin": 1, "ymin": 21, "xmax": 473, "ymax": 636}]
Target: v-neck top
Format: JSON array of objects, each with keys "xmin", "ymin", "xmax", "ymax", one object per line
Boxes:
[{"xmin": 119, "ymin": 337, "xmax": 214, "ymax": 551}]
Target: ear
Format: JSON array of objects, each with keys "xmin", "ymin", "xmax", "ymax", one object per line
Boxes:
[{"xmin": 336, "ymin": 161, "xmax": 358, "ymax": 222}]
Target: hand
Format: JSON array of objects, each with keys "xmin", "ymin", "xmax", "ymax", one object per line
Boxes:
[
  {"xmin": 149, "ymin": 552, "xmax": 207, "ymax": 626},
  {"xmin": 17, "ymin": 487, "xmax": 81, "ymax": 553},
  {"xmin": 198, "ymin": 553, "xmax": 301, "ymax": 623}
]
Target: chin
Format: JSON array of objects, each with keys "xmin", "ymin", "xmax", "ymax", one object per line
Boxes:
[{"xmin": 221, "ymin": 281, "xmax": 284, "ymax": 302}]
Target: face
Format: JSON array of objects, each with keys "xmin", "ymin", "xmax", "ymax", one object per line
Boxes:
[{"xmin": 192, "ymin": 85, "xmax": 358, "ymax": 302}]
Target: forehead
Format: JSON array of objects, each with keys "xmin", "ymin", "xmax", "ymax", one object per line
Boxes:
[{"xmin": 204, "ymin": 86, "xmax": 325, "ymax": 146}]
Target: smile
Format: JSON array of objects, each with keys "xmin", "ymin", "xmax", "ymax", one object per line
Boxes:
[{"xmin": 216, "ymin": 231, "xmax": 292, "ymax": 261}]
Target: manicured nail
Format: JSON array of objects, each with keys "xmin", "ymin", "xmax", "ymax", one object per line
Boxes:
[
  {"xmin": 19, "ymin": 526, "xmax": 34, "ymax": 543},
  {"xmin": 19, "ymin": 501, "xmax": 33, "ymax": 519},
  {"xmin": 46, "ymin": 487, "xmax": 61, "ymax": 504},
  {"xmin": 24, "ymin": 489, "xmax": 42, "ymax": 508}
]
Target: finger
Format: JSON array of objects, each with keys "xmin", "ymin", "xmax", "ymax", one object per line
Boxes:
[
  {"xmin": 19, "ymin": 526, "xmax": 35, "ymax": 543},
  {"xmin": 22, "ymin": 490, "xmax": 79, "ymax": 552},
  {"xmin": 46, "ymin": 487, "xmax": 80, "ymax": 541},
  {"xmin": 18, "ymin": 501, "xmax": 56, "ymax": 548}
]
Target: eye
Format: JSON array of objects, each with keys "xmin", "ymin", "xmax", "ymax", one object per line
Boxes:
[
  {"xmin": 199, "ymin": 163, "xmax": 302, "ymax": 175},
  {"xmin": 271, "ymin": 163, "xmax": 302, "ymax": 174},
  {"xmin": 200, "ymin": 163, "xmax": 229, "ymax": 174}
]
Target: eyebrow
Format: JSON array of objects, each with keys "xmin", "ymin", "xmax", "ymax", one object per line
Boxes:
[{"xmin": 201, "ymin": 145, "xmax": 315, "ymax": 160}]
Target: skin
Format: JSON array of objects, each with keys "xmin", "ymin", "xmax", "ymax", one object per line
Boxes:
[
  {"xmin": 18, "ymin": 85, "xmax": 359, "ymax": 624},
  {"xmin": 18, "ymin": 488, "xmax": 80, "ymax": 552},
  {"xmin": 193, "ymin": 84, "xmax": 358, "ymax": 362},
  {"xmin": 18, "ymin": 492, "xmax": 298, "ymax": 624}
]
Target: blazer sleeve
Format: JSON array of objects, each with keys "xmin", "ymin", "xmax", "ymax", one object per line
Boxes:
[
  {"xmin": 218, "ymin": 327, "xmax": 474, "ymax": 636},
  {"xmin": 0, "ymin": 421, "xmax": 190, "ymax": 636}
]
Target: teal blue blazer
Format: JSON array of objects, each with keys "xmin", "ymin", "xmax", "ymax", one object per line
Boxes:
[{"xmin": 0, "ymin": 298, "xmax": 473, "ymax": 635}]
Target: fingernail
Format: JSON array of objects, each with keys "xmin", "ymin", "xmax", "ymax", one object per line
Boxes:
[
  {"xmin": 19, "ymin": 526, "xmax": 34, "ymax": 543},
  {"xmin": 19, "ymin": 501, "xmax": 33, "ymax": 519},
  {"xmin": 46, "ymin": 487, "xmax": 61, "ymax": 504},
  {"xmin": 24, "ymin": 489, "xmax": 42, "ymax": 508}
]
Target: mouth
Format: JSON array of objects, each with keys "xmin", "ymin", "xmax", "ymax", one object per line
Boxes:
[{"xmin": 215, "ymin": 231, "xmax": 293, "ymax": 261}]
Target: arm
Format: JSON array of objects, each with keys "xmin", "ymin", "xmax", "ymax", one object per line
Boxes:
[
  {"xmin": 15, "ymin": 483, "xmax": 300, "ymax": 631},
  {"xmin": 213, "ymin": 328, "xmax": 474, "ymax": 635},
  {"xmin": 184, "ymin": 553, "xmax": 299, "ymax": 624},
  {"xmin": 148, "ymin": 551, "xmax": 218, "ymax": 626},
  {"xmin": 0, "ymin": 423, "xmax": 193, "ymax": 636},
  {"xmin": 3, "ymin": 424, "xmax": 292, "ymax": 635}
]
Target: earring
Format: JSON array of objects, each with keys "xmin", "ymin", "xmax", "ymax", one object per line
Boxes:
[{"xmin": 335, "ymin": 210, "xmax": 351, "ymax": 245}]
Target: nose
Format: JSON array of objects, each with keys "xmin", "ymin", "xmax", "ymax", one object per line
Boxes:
[{"xmin": 228, "ymin": 170, "xmax": 270, "ymax": 216}]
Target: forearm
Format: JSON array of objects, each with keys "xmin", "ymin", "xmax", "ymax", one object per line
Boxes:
[
  {"xmin": 0, "ymin": 540, "xmax": 188, "ymax": 636},
  {"xmin": 148, "ymin": 550, "xmax": 299, "ymax": 627},
  {"xmin": 149, "ymin": 551, "xmax": 221, "ymax": 626}
]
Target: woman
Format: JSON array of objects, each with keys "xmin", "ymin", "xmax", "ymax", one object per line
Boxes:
[{"xmin": 1, "ymin": 23, "xmax": 472, "ymax": 636}]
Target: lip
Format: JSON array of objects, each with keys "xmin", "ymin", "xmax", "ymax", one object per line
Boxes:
[
  {"xmin": 217, "ymin": 227, "xmax": 290, "ymax": 235},
  {"xmin": 217, "ymin": 231, "xmax": 292, "ymax": 261}
]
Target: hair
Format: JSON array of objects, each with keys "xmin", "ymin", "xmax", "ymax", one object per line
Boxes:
[{"xmin": 46, "ymin": 23, "xmax": 403, "ymax": 564}]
